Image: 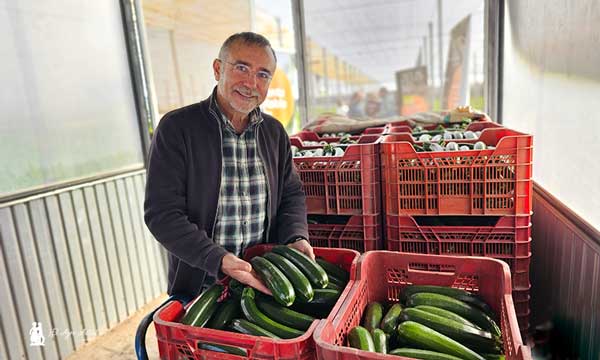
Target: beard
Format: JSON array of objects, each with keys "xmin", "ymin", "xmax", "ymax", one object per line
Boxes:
[{"xmin": 229, "ymin": 86, "xmax": 261, "ymax": 113}]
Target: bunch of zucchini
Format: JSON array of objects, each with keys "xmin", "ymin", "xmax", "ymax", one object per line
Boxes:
[
  {"xmin": 293, "ymin": 143, "xmax": 347, "ymax": 158},
  {"xmin": 179, "ymin": 246, "xmax": 349, "ymax": 353},
  {"xmin": 346, "ymin": 285, "xmax": 505, "ymax": 360},
  {"xmin": 413, "ymin": 140, "xmax": 493, "ymax": 153}
]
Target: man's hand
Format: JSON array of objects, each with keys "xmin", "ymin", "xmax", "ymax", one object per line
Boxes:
[
  {"xmin": 287, "ymin": 239, "xmax": 315, "ymax": 260},
  {"xmin": 221, "ymin": 253, "xmax": 272, "ymax": 295}
]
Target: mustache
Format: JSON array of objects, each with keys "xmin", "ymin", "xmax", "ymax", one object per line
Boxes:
[{"xmin": 235, "ymin": 86, "xmax": 260, "ymax": 97}]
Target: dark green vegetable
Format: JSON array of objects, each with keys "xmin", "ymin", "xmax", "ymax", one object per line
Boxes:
[
  {"xmin": 206, "ymin": 298, "xmax": 240, "ymax": 330},
  {"xmin": 406, "ymin": 293, "xmax": 501, "ymax": 338},
  {"xmin": 263, "ymin": 252, "xmax": 314, "ymax": 302},
  {"xmin": 181, "ymin": 284, "xmax": 223, "ymax": 327},
  {"xmin": 362, "ymin": 302, "xmax": 384, "ymax": 332},
  {"xmin": 399, "ymin": 307, "xmax": 502, "ymax": 354},
  {"xmin": 255, "ymin": 296, "xmax": 315, "ymax": 331},
  {"xmin": 389, "ymin": 348, "xmax": 463, "ymax": 360},
  {"xmin": 371, "ymin": 328, "xmax": 388, "ymax": 354},
  {"xmin": 401, "ymin": 285, "xmax": 495, "ymax": 318},
  {"xmin": 347, "ymin": 326, "xmax": 375, "ymax": 352},
  {"xmin": 396, "ymin": 321, "xmax": 485, "ymax": 360},
  {"xmin": 197, "ymin": 342, "xmax": 247, "ymax": 356},
  {"xmin": 381, "ymin": 303, "xmax": 403, "ymax": 334},
  {"xmin": 414, "ymin": 305, "xmax": 481, "ymax": 329},
  {"xmin": 240, "ymin": 287, "xmax": 304, "ymax": 339},
  {"xmin": 229, "ymin": 318, "xmax": 280, "ymax": 338},
  {"xmin": 272, "ymin": 246, "xmax": 328, "ymax": 288},
  {"xmin": 316, "ymin": 258, "xmax": 350, "ymax": 282},
  {"xmin": 228, "ymin": 278, "xmax": 245, "ymax": 299},
  {"xmin": 251, "ymin": 256, "xmax": 295, "ymax": 306}
]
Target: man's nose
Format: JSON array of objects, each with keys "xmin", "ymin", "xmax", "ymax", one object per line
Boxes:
[{"xmin": 242, "ymin": 72, "xmax": 258, "ymax": 88}]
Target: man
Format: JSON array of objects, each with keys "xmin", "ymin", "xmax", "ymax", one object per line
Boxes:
[
  {"xmin": 144, "ymin": 32, "xmax": 311, "ymax": 298},
  {"xmin": 378, "ymin": 87, "xmax": 397, "ymax": 117}
]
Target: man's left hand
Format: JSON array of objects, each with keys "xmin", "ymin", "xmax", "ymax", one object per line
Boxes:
[{"xmin": 287, "ymin": 239, "xmax": 315, "ymax": 260}]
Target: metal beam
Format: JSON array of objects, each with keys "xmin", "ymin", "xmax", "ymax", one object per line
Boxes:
[
  {"xmin": 120, "ymin": 0, "xmax": 156, "ymax": 161},
  {"xmin": 484, "ymin": 0, "xmax": 504, "ymax": 123},
  {"xmin": 292, "ymin": 0, "xmax": 310, "ymax": 126}
]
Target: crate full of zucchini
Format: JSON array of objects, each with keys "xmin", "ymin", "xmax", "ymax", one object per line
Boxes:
[
  {"xmin": 313, "ymin": 251, "xmax": 531, "ymax": 360},
  {"xmin": 152, "ymin": 245, "xmax": 359, "ymax": 359}
]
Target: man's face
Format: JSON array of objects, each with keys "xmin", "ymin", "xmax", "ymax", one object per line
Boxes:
[{"xmin": 213, "ymin": 42, "xmax": 276, "ymax": 117}]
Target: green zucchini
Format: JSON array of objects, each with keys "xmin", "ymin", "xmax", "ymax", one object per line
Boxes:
[
  {"xmin": 181, "ymin": 284, "xmax": 224, "ymax": 327},
  {"xmin": 326, "ymin": 281, "xmax": 342, "ymax": 291},
  {"xmin": 229, "ymin": 318, "xmax": 280, "ymax": 338},
  {"xmin": 407, "ymin": 293, "xmax": 501, "ymax": 337},
  {"xmin": 316, "ymin": 258, "xmax": 349, "ymax": 282},
  {"xmin": 347, "ymin": 326, "xmax": 375, "ymax": 352},
  {"xmin": 402, "ymin": 285, "xmax": 495, "ymax": 318},
  {"xmin": 206, "ymin": 298, "xmax": 240, "ymax": 330},
  {"xmin": 482, "ymin": 355, "xmax": 506, "ymax": 360},
  {"xmin": 197, "ymin": 342, "xmax": 247, "ymax": 356},
  {"xmin": 240, "ymin": 287, "xmax": 304, "ymax": 339},
  {"xmin": 250, "ymin": 256, "xmax": 295, "ymax": 306},
  {"xmin": 371, "ymin": 328, "xmax": 387, "ymax": 354},
  {"xmin": 381, "ymin": 303, "xmax": 403, "ymax": 334},
  {"xmin": 399, "ymin": 308, "xmax": 502, "ymax": 354},
  {"xmin": 272, "ymin": 246, "xmax": 328, "ymax": 288},
  {"xmin": 415, "ymin": 305, "xmax": 481, "ymax": 329},
  {"xmin": 396, "ymin": 321, "xmax": 485, "ymax": 360},
  {"xmin": 389, "ymin": 348, "xmax": 463, "ymax": 360},
  {"xmin": 290, "ymin": 303, "xmax": 330, "ymax": 319},
  {"xmin": 362, "ymin": 302, "xmax": 384, "ymax": 331},
  {"xmin": 263, "ymin": 252, "xmax": 314, "ymax": 302},
  {"xmin": 256, "ymin": 296, "xmax": 315, "ymax": 330},
  {"xmin": 305, "ymin": 288, "xmax": 340, "ymax": 305},
  {"xmin": 326, "ymin": 275, "xmax": 347, "ymax": 288},
  {"xmin": 228, "ymin": 278, "xmax": 245, "ymax": 299}
]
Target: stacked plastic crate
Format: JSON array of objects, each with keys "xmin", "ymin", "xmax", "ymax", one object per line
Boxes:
[
  {"xmin": 290, "ymin": 131, "xmax": 383, "ymax": 253},
  {"xmin": 380, "ymin": 124, "xmax": 533, "ymax": 333}
]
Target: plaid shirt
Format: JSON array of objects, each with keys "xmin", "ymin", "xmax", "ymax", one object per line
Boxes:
[{"xmin": 212, "ymin": 108, "xmax": 269, "ymax": 257}]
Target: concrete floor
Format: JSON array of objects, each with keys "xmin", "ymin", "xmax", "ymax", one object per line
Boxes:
[{"xmin": 66, "ymin": 294, "xmax": 168, "ymax": 360}]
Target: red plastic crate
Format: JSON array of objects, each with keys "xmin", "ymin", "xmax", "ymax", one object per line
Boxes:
[
  {"xmin": 153, "ymin": 245, "xmax": 359, "ymax": 360},
  {"xmin": 385, "ymin": 215, "xmax": 531, "ymax": 255},
  {"xmin": 314, "ymin": 251, "xmax": 531, "ymax": 360},
  {"xmin": 387, "ymin": 120, "xmax": 502, "ymax": 135},
  {"xmin": 512, "ymin": 286, "xmax": 531, "ymax": 303},
  {"xmin": 308, "ymin": 214, "xmax": 382, "ymax": 252},
  {"xmin": 362, "ymin": 127, "xmax": 386, "ymax": 135},
  {"xmin": 381, "ymin": 127, "xmax": 533, "ymax": 216},
  {"xmin": 290, "ymin": 131, "xmax": 361, "ymax": 145},
  {"xmin": 291, "ymin": 135, "xmax": 382, "ymax": 215}
]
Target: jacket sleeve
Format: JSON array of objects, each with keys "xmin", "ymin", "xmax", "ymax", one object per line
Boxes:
[
  {"xmin": 144, "ymin": 115, "xmax": 228, "ymax": 277},
  {"xmin": 275, "ymin": 131, "xmax": 309, "ymax": 245}
]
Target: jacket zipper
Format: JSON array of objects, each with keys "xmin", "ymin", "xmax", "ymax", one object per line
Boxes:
[
  {"xmin": 256, "ymin": 123, "xmax": 272, "ymax": 243},
  {"xmin": 208, "ymin": 107, "xmax": 224, "ymax": 240}
]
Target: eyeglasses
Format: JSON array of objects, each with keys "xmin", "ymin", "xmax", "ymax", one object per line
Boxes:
[{"xmin": 219, "ymin": 59, "xmax": 273, "ymax": 84}]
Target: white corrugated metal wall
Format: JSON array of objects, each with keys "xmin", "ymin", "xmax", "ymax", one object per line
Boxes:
[{"xmin": 0, "ymin": 170, "xmax": 167, "ymax": 360}]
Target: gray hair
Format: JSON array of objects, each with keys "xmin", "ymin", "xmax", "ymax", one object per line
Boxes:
[{"xmin": 218, "ymin": 32, "xmax": 277, "ymax": 63}]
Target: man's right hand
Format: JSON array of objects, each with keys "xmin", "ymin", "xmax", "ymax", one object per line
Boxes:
[{"xmin": 221, "ymin": 253, "xmax": 272, "ymax": 295}]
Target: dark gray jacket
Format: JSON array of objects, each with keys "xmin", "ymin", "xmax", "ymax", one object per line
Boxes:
[{"xmin": 144, "ymin": 89, "xmax": 308, "ymax": 297}]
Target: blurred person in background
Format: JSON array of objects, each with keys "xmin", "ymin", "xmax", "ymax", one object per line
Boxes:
[
  {"xmin": 347, "ymin": 90, "xmax": 365, "ymax": 119},
  {"xmin": 364, "ymin": 92, "xmax": 381, "ymax": 118},
  {"xmin": 378, "ymin": 87, "xmax": 397, "ymax": 117},
  {"xmin": 335, "ymin": 98, "xmax": 349, "ymax": 116}
]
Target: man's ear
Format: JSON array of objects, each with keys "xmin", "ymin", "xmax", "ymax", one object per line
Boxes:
[{"xmin": 213, "ymin": 59, "xmax": 221, "ymax": 81}]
